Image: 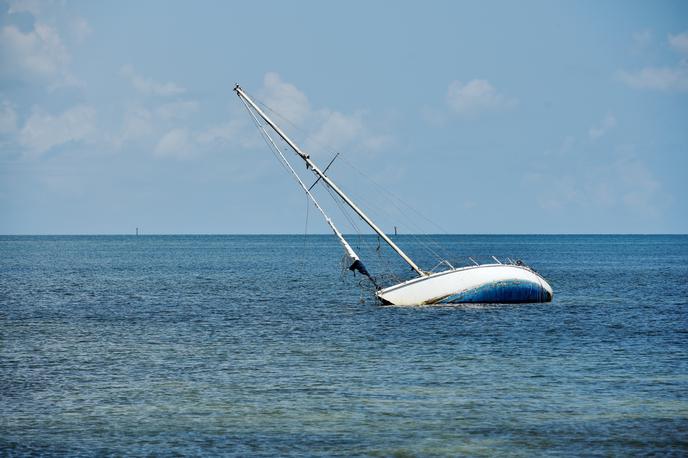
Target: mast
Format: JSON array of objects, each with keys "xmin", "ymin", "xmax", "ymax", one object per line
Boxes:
[
  {"xmin": 239, "ymin": 93, "xmax": 362, "ymax": 271},
  {"xmin": 234, "ymin": 84, "xmax": 426, "ymax": 277}
]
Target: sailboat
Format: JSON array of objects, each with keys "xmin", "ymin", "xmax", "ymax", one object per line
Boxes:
[{"xmin": 235, "ymin": 84, "xmax": 553, "ymax": 306}]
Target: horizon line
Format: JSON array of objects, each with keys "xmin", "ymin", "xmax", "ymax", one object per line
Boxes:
[{"xmin": 1, "ymin": 233, "xmax": 687, "ymax": 236}]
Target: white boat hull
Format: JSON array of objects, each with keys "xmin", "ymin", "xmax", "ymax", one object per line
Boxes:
[{"xmin": 376, "ymin": 264, "xmax": 553, "ymax": 306}]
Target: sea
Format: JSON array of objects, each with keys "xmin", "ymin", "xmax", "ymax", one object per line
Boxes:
[{"xmin": 1, "ymin": 234, "xmax": 686, "ymax": 456}]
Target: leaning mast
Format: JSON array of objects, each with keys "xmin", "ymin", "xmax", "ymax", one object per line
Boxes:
[
  {"xmin": 234, "ymin": 85, "xmax": 426, "ymax": 277},
  {"xmin": 238, "ymin": 93, "xmax": 363, "ymax": 272}
]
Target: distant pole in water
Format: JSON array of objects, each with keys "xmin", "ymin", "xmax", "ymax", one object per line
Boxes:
[
  {"xmin": 136, "ymin": 227, "xmax": 139, "ymax": 236},
  {"xmin": 394, "ymin": 226, "xmax": 398, "ymax": 236}
]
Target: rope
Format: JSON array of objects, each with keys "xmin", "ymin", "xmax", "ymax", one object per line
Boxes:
[
  {"xmin": 241, "ymin": 95, "xmax": 387, "ymax": 286},
  {"xmin": 336, "ymin": 158, "xmax": 452, "ymax": 260},
  {"xmin": 241, "ymin": 89, "xmax": 470, "ymax": 272},
  {"xmin": 302, "ymin": 195, "xmax": 309, "ymax": 274},
  {"xmin": 335, "ymin": 178, "xmax": 450, "ymax": 264},
  {"xmin": 321, "ymin": 183, "xmax": 401, "ymax": 281},
  {"xmin": 250, "ymin": 92, "xmax": 451, "ymax": 264}
]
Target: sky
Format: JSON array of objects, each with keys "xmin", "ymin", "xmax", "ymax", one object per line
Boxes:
[{"xmin": 0, "ymin": 0, "xmax": 687, "ymax": 234}]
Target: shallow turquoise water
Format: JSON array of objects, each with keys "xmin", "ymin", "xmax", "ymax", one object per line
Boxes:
[{"xmin": 1, "ymin": 235, "xmax": 687, "ymax": 455}]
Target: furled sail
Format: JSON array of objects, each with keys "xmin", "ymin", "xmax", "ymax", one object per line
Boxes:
[{"xmin": 239, "ymin": 94, "xmax": 378, "ymax": 288}]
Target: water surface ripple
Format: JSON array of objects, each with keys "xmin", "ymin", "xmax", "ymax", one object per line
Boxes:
[{"xmin": 1, "ymin": 235, "xmax": 686, "ymax": 456}]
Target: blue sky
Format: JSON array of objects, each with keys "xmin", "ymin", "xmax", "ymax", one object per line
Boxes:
[{"xmin": 1, "ymin": 0, "xmax": 687, "ymax": 234}]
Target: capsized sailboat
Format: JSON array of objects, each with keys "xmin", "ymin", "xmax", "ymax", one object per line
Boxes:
[{"xmin": 234, "ymin": 84, "xmax": 553, "ymax": 306}]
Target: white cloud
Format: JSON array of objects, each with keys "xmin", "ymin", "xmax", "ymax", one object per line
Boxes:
[
  {"xmin": 196, "ymin": 120, "xmax": 242, "ymax": 146},
  {"xmin": 619, "ymin": 30, "xmax": 688, "ymax": 92},
  {"xmin": 120, "ymin": 65, "xmax": 186, "ymax": 96},
  {"xmin": 195, "ymin": 115, "xmax": 266, "ymax": 150},
  {"xmin": 588, "ymin": 113, "xmax": 617, "ymax": 140},
  {"xmin": 71, "ymin": 16, "xmax": 92, "ymax": 43},
  {"xmin": 0, "ymin": 1, "xmax": 90, "ymax": 88},
  {"xmin": 154, "ymin": 128, "xmax": 193, "ymax": 158},
  {"xmin": 116, "ymin": 106, "xmax": 154, "ymax": 146},
  {"xmin": 525, "ymin": 149, "xmax": 666, "ymax": 217},
  {"xmin": 446, "ymin": 79, "xmax": 516, "ymax": 116},
  {"xmin": 113, "ymin": 100, "xmax": 200, "ymax": 150},
  {"xmin": 256, "ymin": 72, "xmax": 392, "ymax": 155},
  {"xmin": 151, "ymin": 118, "xmax": 259, "ymax": 159},
  {"xmin": 305, "ymin": 110, "xmax": 363, "ymax": 151},
  {"xmin": 113, "ymin": 100, "xmax": 232, "ymax": 156},
  {"xmin": 155, "ymin": 100, "xmax": 199, "ymax": 120},
  {"xmin": 669, "ymin": 31, "xmax": 688, "ymax": 55},
  {"xmin": 618, "ymin": 64, "xmax": 688, "ymax": 91},
  {"xmin": 111, "ymin": 72, "xmax": 390, "ymax": 160},
  {"xmin": 259, "ymin": 72, "xmax": 311, "ymax": 125},
  {"xmin": 533, "ymin": 130, "xmax": 668, "ymax": 218},
  {"xmin": 7, "ymin": 0, "xmax": 42, "ymax": 16},
  {"xmin": 0, "ymin": 22, "xmax": 72, "ymax": 83},
  {"xmin": 0, "ymin": 101, "xmax": 18, "ymax": 134},
  {"xmin": 361, "ymin": 134, "xmax": 394, "ymax": 152},
  {"xmin": 303, "ymin": 110, "xmax": 394, "ymax": 154},
  {"xmin": 19, "ymin": 105, "xmax": 96, "ymax": 156}
]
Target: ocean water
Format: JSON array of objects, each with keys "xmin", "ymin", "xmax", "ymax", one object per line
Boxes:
[{"xmin": 1, "ymin": 234, "xmax": 686, "ymax": 456}]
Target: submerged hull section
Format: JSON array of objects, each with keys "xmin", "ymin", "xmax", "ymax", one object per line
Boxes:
[{"xmin": 376, "ymin": 264, "xmax": 553, "ymax": 306}]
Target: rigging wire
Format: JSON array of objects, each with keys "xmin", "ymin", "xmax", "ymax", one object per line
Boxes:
[
  {"xmin": 244, "ymin": 90, "xmax": 472, "ymax": 280},
  {"xmin": 338, "ymin": 154, "xmax": 452, "ymax": 235},
  {"xmin": 254, "ymin": 98, "xmax": 312, "ymax": 143},
  {"xmin": 302, "ymin": 194, "xmax": 310, "ymax": 275},
  {"xmin": 333, "ymin": 159, "xmax": 454, "ymax": 263},
  {"xmin": 248, "ymin": 91, "xmax": 454, "ymax": 260},
  {"xmin": 252, "ymin": 91, "xmax": 450, "ymax": 231},
  {"xmin": 320, "ymin": 182, "xmax": 386, "ymax": 273},
  {"xmin": 323, "ymin": 173, "xmax": 451, "ymax": 268},
  {"xmin": 241, "ymin": 95, "xmax": 387, "ymax": 287},
  {"xmin": 240, "ymin": 98, "xmax": 297, "ymax": 189},
  {"xmin": 320, "ymin": 182, "xmax": 403, "ymax": 281}
]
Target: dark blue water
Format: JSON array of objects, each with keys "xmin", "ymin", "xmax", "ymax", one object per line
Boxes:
[{"xmin": 1, "ymin": 235, "xmax": 686, "ymax": 456}]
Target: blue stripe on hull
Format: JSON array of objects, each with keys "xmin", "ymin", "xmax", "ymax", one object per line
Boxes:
[{"xmin": 438, "ymin": 280, "xmax": 552, "ymax": 304}]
